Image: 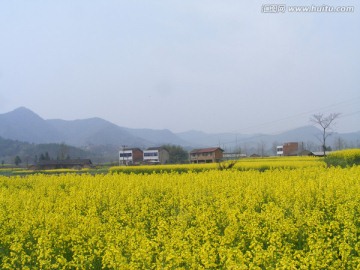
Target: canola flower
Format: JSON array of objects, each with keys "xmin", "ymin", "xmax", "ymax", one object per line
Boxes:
[
  {"xmin": 325, "ymin": 148, "xmax": 360, "ymax": 167},
  {"xmin": 0, "ymin": 166, "xmax": 360, "ymax": 269},
  {"xmin": 234, "ymin": 156, "xmax": 324, "ymax": 170},
  {"xmin": 327, "ymin": 148, "xmax": 360, "ymax": 159}
]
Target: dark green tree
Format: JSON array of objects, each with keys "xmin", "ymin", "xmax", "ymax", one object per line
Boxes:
[
  {"xmin": 14, "ymin": 156, "xmax": 22, "ymax": 166},
  {"xmin": 59, "ymin": 143, "xmax": 68, "ymax": 160},
  {"xmin": 162, "ymin": 144, "xmax": 189, "ymax": 164},
  {"xmin": 39, "ymin": 152, "xmax": 51, "ymax": 161}
]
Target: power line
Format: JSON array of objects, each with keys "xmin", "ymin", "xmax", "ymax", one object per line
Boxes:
[
  {"xmin": 228, "ymin": 96, "xmax": 360, "ymax": 134},
  {"xmin": 338, "ymin": 110, "xmax": 360, "ymax": 119}
]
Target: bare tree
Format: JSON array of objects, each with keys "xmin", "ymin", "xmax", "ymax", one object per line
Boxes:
[
  {"xmin": 257, "ymin": 141, "xmax": 266, "ymax": 157},
  {"xmin": 333, "ymin": 136, "xmax": 346, "ymax": 151},
  {"xmin": 310, "ymin": 113, "xmax": 340, "ymax": 156},
  {"xmin": 305, "ymin": 141, "xmax": 316, "ymax": 152}
]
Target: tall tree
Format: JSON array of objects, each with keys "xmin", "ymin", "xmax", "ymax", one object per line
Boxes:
[
  {"xmin": 257, "ymin": 141, "xmax": 266, "ymax": 157},
  {"xmin": 310, "ymin": 113, "xmax": 340, "ymax": 156},
  {"xmin": 59, "ymin": 143, "xmax": 68, "ymax": 160},
  {"xmin": 14, "ymin": 156, "xmax": 22, "ymax": 166},
  {"xmin": 334, "ymin": 136, "xmax": 346, "ymax": 150}
]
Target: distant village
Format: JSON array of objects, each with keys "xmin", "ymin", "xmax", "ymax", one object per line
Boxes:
[
  {"xmin": 117, "ymin": 142, "xmax": 326, "ymax": 166},
  {"xmin": 30, "ymin": 141, "xmax": 333, "ymax": 170},
  {"xmin": 119, "ymin": 147, "xmax": 225, "ymax": 166}
]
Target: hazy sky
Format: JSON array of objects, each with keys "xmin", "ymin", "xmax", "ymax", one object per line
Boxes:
[{"xmin": 1, "ymin": 0, "xmax": 359, "ymax": 134}]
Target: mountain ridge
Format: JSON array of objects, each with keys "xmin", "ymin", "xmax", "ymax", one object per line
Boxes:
[
  {"xmin": 1, "ymin": 107, "xmax": 359, "ymax": 153},
  {"xmin": 0, "ymin": 107, "xmax": 64, "ymax": 143},
  {"xmin": 0, "ymin": 107, "xmax": 195, "ymax": 148}
]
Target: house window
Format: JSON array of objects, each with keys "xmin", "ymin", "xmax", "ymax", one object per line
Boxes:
[
  {"xmin": 144, "ymin": 152, "xmax": 158, "ymax": 157},
  {"xmin": 120, "ymin": 153, "xmax": 132, "ymax": 158}
]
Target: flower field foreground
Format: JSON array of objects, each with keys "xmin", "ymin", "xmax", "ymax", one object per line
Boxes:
[{"xmin": 1, "ymin": 166, "xmax": 360, "ymax": 269}]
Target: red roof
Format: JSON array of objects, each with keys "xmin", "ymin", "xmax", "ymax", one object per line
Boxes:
[{"xmin": 190, "ymin": 147, "xmax": 224, "ymax": 154}]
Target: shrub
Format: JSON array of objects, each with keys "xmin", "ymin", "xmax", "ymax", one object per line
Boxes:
[{"xmin": 324, "ymin": 149, "xmax": 360, "ymax": 167}]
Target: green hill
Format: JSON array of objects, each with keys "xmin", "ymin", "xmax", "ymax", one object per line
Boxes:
[{"xmin": 0, "ymin": 137, "xmax": 95, "ymax": 166}]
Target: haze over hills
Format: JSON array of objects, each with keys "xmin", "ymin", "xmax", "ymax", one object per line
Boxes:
[
  {"xmin": 47, "ymin": 118, "xmax": 152, "ymax": 148},
  {"xmin": 177, "ymin": 126, "xmax": 360, "ymax": 151},
  {"xmin": 0, "ymin": 107, "xmax": 193, "ymax": 149},
  {"xmin": 0, "ymin": 107, "xmax": 359, "ymax": 157}
]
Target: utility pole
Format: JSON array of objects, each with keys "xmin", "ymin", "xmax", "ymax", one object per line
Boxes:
[{"xmin": 121, "ymin": 145, "xmax": 127, "ymax": 166}]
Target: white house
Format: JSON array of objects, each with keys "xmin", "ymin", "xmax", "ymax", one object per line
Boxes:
[
  {"xmin": 119, "ymin": 148, "xmax": 143, "ymax": 165},
  {"xmin": 143, "ymin": 147, "xmax": 169, "ymax": 164}
]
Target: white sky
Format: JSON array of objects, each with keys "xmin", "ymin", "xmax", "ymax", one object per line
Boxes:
[{"xmin": 0, "ymin": 0, "xmax": 359, "ymax": 134}]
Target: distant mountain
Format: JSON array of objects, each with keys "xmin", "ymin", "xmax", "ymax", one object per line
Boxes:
[
  {"xmin": 125, "ymin": 128, "xmax": 192, "ymax": 148},
  {"xmin": 47, "ymin": 118, "xmax": 151, "ymax": 147},
  {"xmin": 0, "ymin": 107, "xmax": 194, "ymax": 149},
  {"xmin": 0, "ymin": 107, "xmax": 63, "ymax": 143},
  {"xmin": 0, "ymin": 107, "xmax": 359, "ymax": 157},
  {"xmin": 268, "ymin": 126, "xmax": 360, "ymax": 149},
  {"xmin": 177, "ymin": 126, "xmax": 360, "ymax": 153},
  {"xmin": 266, "ymin": 126, "xmax": 323, "ymax": 144}
]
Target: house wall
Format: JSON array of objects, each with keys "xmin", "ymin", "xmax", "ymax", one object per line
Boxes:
[
  {"xmin": 143, "ymin": 150, "xmax": 159, "ymax": 163},
  {"xmin": 119, "ymin": 149, "xmax": 144, "ymax": 165},
  {"xmin": 214, "ymin": 149, "xmax": 223, "ymax": 160},
  {"xmin": 283, "ymin": 142, "xmax": 299, "ymax": 156},
  {"xmin": 143, "ymin": 148, "xmax": 169, "ymax": 164},
  {"xmin": 190, "ymin": 153, "xmax": 215, "ymax": 163},
  {"xmin": 132, "ymin": 149, "xmax": 143, "ymax": 163},
  {"xmin": 119, "ymin": 150, "xmax": 133, "ymax": 165},
  {"xmin": 190, "ymin": 149, "xmax": 223, "ymax": 163},
  {"xmin": 159, "ymin": 149, "xmax": 169, "ymax": 164}
]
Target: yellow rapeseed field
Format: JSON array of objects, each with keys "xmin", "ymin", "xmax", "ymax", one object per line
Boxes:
[
  {"xmin": 324, "ymin": 149, "xmax": 360, "ymax": 167},
  {"xmin": 327, "ymin": 148, "xmax": 360, "ymax": 160},
  {"xmin": 1, "ymin": 165, "xmax": 360, "ymax": 269}
]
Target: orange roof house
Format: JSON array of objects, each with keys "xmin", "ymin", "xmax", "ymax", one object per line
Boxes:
[{"xmin": 190, "ymin": 147, "xmax": 224, "ymax": 163}]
